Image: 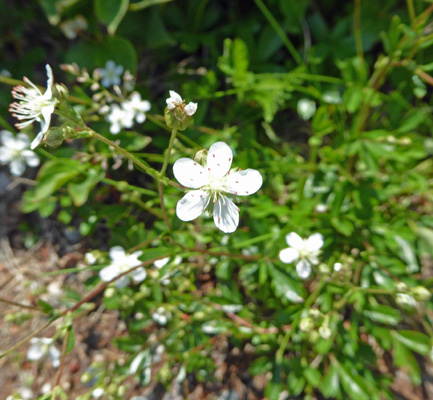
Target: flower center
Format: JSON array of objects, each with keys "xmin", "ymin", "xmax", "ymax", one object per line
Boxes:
[{"xmin": 203, "ymin": 173, "xmax": 227, "ymax": 202}]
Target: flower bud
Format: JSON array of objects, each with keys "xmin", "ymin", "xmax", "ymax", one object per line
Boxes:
[
  {"xmin": 164, "ymin": 90, "xmax": 197, "ymax": 131},
  {"xmin": 412, "ymin": 286, "xmax": 430, "ymax": 301},
  {"xmin": 300, "ymin": 317, "xmax": 314, "ymax": 332},
  {"xmin": 43, "ymin": 127, "xmax": 65, "ymax": 148}
]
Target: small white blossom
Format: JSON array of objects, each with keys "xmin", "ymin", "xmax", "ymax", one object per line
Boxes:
[
  {"xmin": 173, "ymin": 142, "xmax": 263, "ymax": 233},
  {"xmin": 27, "ymin": 337, "xmax": 61, "ymax": 367},
  {"xmin": 92, "ymin": 388, "xmax": 105, "ymax": 398},
  {"xmin": 315, "ymin": 204, "xmax": 327, "ymax": 213},
  {"xmin": 106, "ymin": 104, "xmax": 134, "ymax": 134},
  {"xmin": 99, "ymin": 246, "xmax": 145, "ymax": 289},
  {"xmin": 396, "ymin": 293, "xmax": 417, "ymax": 308},
  {"xmin": 319, "ymin": 325, "xmax": 332, "ymax": 339},
  {"xmin": 297, "ymin": 98, "xmax": 316, "ymax": 120},
  {"xmin": 122, "ymin": 92, "xmax": 151, "ymax": 123},
  {"xmin": 10, "ymin": 64, "xmax": 57, "ymax": 149},
  {"xmin": 152, "ymin": 307, "xmax": 171, "ymax": 325},
  {"xmin": 154, "ymin": 256, "xmax": 181, "ymax": 285},
  {"xmin": 279, "ymin": 232, "xmax": 324, "ymax": 279},
  {"xmin": 0, "ymin": 131, "xmax": 39, "ymax": 176},
  {"xmin": 333, "ymin": 262, "xmax": 342, "ymax": 272},
  {"xmin": 166, "ymin": 90, "xmax": 197, "ymax": 116},
  {"xmin": 99, "ymin": 60, "xmax": 124, "ymax": 87}
]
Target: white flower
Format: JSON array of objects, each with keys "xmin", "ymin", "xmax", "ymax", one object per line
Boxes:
[
  {"xmin": 0, "ymin": 130, "xmax": 39, "ymax": 176},
  {"xmin": 152, "ymin": 307, "xmax": 171, "ymax": 325},
  {"xmin": 279, "ymin": 232, "xmax": 324, "ymax": 279},
  {"xmin": 27, "ymin": 337, "xmax": 61, "ymax": 367},
  {"xmin": 396, "ymin": 293, "xmax": 417, "ymax": 308},
  {"xmin": 99, "ymin": 246, "xmax": 145, "ymax": 289},
  {"xmin": 10, "ymin": 65, "xmax": 57, "ymax": 149},
  {"xmin": 92, "ymin": 388, "xmax": 105, "ymax": 398},
  {"xmin": 106, "ymin": 104, "xmax": 134, "ymax": 134},
  {"xmin": 166, "ymin": 90, "xmax": 197, "ymax": 116},
  {"xmin": 122, "ymin": 92, "xmax": 151, "ymax": 123},
  {"xmin": 99, "ymin": 60, "xmax": 124, "ymax": 87},
  {"xmin": 297, "ymin": 98, "xmax": 316, "ymax": 120},
  {"xmin": 173, "ymin": 141, "xmax": 263, "ymax": 233},
  {"xmin": 333, "ymin": 262, "xmax": 342, "ymax": 272}
]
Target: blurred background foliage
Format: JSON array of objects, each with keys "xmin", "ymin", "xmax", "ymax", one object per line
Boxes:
[{"xmin": 2, "ymin": 0, "xmax": 433, "ymax": 399}]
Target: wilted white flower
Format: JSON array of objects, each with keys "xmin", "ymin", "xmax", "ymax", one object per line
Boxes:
[
  {"xmin": 0, "ymin": 131, "xmax": 39, "ymax": 176},
  {"xmin": 10, "ymin": 64, "xmax": 57, "ymax": 149},
  {"xmin": 59, "ymin": 15, "xmax": 87, "ymax": 39},
  {"xmin": 166, "ymin": 90, "xmax": 197, "ymax": 116},
  {"xmin": 122, "ymin": 92, "xmax": 151, "ymax": 123},
  {"xmin": 27, "ymin": 337, "xmax": 61, "ymax": 367},
  {"xmin": 106, "ymin": 104, "xmax": 134, "ymax": 134},
  {"xmin": 173, "ymin": 142, "xmax": 263, "ymax": 233},
  {"xmin": 99, "ymin": 60, "xmax": 124, "ymax": 87},
  {"xmin": 99, "ymin": 246, "xmax": 145, "ymax": 289},
  {"xmin": 279, "ymin": 232, "xmax": 324, "ymax": 279},
  {"xmin": 297, "ymin": 98, "xmax": 316, "ymax": 120},
  {"xmin": 152, "ymin": 307, "xmax": 171, "ymax": 325}
]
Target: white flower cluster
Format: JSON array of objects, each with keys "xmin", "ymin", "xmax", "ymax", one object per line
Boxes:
[
  {"xmin": 0, "ymin": 130, "xmax": 39, "ymax": 176},
  {"xmin": 27, "ymin": 337, "xmax": 61, "ymax": 367},
  {"xmin": 99, "ymin": 246, "xmax": 146, "ymax": 289},
  {"xmin": 105, "ymin": 92, "xmax": 151, "ymax": 134},
  {"xmin": 173, "ymin": 141, "xmax": 263, "ymax": 233}
]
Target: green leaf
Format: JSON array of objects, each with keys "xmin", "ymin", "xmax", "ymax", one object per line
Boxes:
[
  {"xmin": 268, "ymin": 264, "xmax": 305, "ymax": 303},
  {"xmin": 68, "ymin": 169, "xmax": 104, "ymax": 207},
  {"xmin": 38, "ymin": 299, "xmax": 54, "ymax": 313},
  {"xmin": 95, "ymin": 0, "xmax": 130, "ymax": 35},
  {"xmin": 363, "ymin": 305, "xmax": 402, "ymax": 326},
  {"xmin": 321, "ymin": 363, "xmax": 340, "ymax": 398},
  {"xmin": 393, "ymin": 337, "xmax": 422, "ymax": 385},
  {"xmin": 34, "ymin": 159, "xmax": 87, "ymax": 201},
  {"xmin": 304, "ymin": 366, "xmax": 322, "ymax": 388},
  {"xmin": 393, "ymin": 330, "xmax": 431, "ymax": 355},
  {"xmin": 334, "ymin": 362, "xmax": 370, "ymax": 400}
]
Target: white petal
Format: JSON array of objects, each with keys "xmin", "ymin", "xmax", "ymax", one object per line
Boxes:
[
  {"xmin": 285, "ymin": 232, "xmax": 305, "ymax": 250},
  {"xmin": 305, "ymin": 233, "xmax": 324, "ymax": 252},
  {"xmin": 135, "ymin": 112, "xmax": 146, "ymax": 123},
  {"xmin": 279, "ymin": 248, "xmax": 299, "ymax": 263},
  {"xmin": 109, "ymin": 246, "xmax": 126, "ymax": 262},
  {"xmin": 22, "ymin": 150, "xmax": 40, "ymax": 167},
  {"xmin": 41, "ymin": 105, "xmax": 54, "ymax": 132},
  {"xmin": 130, "ymin": 267, "xmax": 146, "ymax": 283},
  {"xmin": 173, "ymin": 158, "xmax": 209, "ymax": 188},
  {"xmin": 27, "ymin": 343, "xmax": 46, "ymax": 361},
  {"xmin": 115, "ymin": 275, "xmax": 130, "ymax": 289},
  {"xmin": 0, "ymin": 130, "xmax": 15, "ymax": 147},
  {"xmin": 176, "ymin": 190, "xmax": 210, "ymax": 221},
  {"xmin": 185, "ymin": 102, "xmax": 197, "ymax": 116},
  {"xmin": 48, "ymin": 345, "xmax": 61, "ymax": 365},
  {"xmin": 31, "ymin": 131, "xmax": 44, "ymax": 149},
  {"xmin": 0, "ymin": 147, "xmax": 12, "ymax": 164},
  {"xmin": 296, "ymin": 259, "xmax": 312, "ymax": 279},
  {"xmin": 10, "ymin": 159, "xmax": 26, "ymax": 176},
  {"xmin": 15, "ymin": 133, "xmax": 30, "ymax": 150},
  {"xmin": 125, "ymin": 253, "xmax": 142, "ymax": 268},
  {"xmin": 207, "ymin": 142, "xmax": 233, "ymax": 179},
  {"xmin": 213, "ymin": 196, "xmax": 239, "ymax": 233},
  {"xmin": 99, "ymin": 264, "xmax": 120, "ymax": 282},
  {"xmin": 154, "ymin": 257, "xmax": 169, "ymax": 269},
  {"xmin": 45, "ymin": 64, "xmax": 54, "ymax": 93},
  {"xmin": 226, "ymin": 169, "xmax": 262, "ymax": 196},
  {"xmin": 169, "ymin": 90, "xmax": 182, "ymax": 103}
]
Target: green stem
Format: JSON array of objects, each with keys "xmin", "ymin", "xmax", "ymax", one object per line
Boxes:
[
  {"xmin": 254, "ymin": 0, "xmax": 303, "ymax": 66},
  {"xmin": 406, "ymin": 0, "xmax": 416, "ymax": 24},
  {"xmin": 0, "ymin": 298, "xmax": 43, "ymax": 312},
  {"xmin": 160, "ymin": 128, "xmax": 178, "ymax": 177},
  {"xmin": 354, "ymin": 0, "xmax": 364, "ymax": 60}
]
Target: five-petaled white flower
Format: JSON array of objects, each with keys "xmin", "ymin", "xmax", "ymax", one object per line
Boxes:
[
  {"xmin": 166, "ymin": 90, "xmax": 197, "ymax": 116},
  {"xmin": 27, "ymin": 337, "xmax": 61, "ymax": 367},
  {"xmin": 9, "ymin": 64, "xmax": 57, "ymax": 149},
  {"xmin": 0, "ymin": 130, "xmax": 40, "ymax": 176},
  {"xmin": 173, "ymin": 141, "xmax": 263, "ymax": 233},
  {"xmin": 99, "ymin": 60, "xmax": 124, "ymax": 87},
  {"xmin": 122, "ymin": 92, "xmax": 151, "ymax": 123},
  {"xmin": 99, "ymin": 246, "xmax": 146, "ymax": 289},
  {"xmin": 279, "ymin": 232, "xmax": 324, "ymax": 279}
]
